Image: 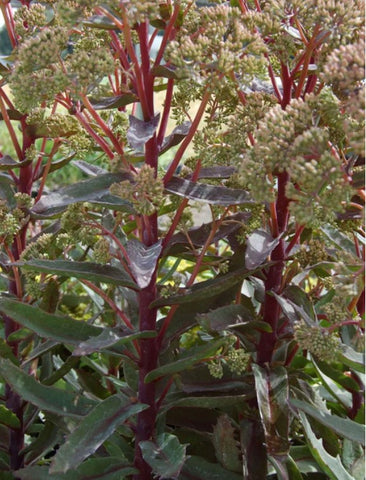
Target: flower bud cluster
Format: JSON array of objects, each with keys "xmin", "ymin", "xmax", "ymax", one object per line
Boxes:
[
  {"xmin": 27, "ymin": 109, "xmax": 80, "ymax": 139},
  {"xmin": 67, "ymin": 48, "xmax": 115, "ymax": 94},
  {"xmin": 122, "ymin": 0, "xmax": 161, "ymax": 25},
  {"xmin": 294, "ymin": 320, "xmax": 340, "ymax": 363},
  {"xmin": 92, "ymin": 237, "xmax": 111, "ymax": 264},
  {"xmin": 168, "ymin": 5, "xmax": 266, "ymax": 83},
  {"xmin": 60, "ymin": 203, "xmax": 98, "ymax": 246},
  {"xmin": 321, "ymin": 33, "xmax": 365, "ymax": 154},
  {"xmin": 322, "ymin": 295, "xmax": 349, "ymax": 324},
  {"xmin": 14, "ymin": 4, "xmax": 47, "ymax": 38},
  {"xmin": 208, "ymin": 344, "xmax": 250, "ymax": 379},
  {"xmin": 296, "ymin": 239, "xmax": 329, "ymax": 268},
  {"xmin": 110, "ymin": 165, "xmax": 164, "ymax": 216}
]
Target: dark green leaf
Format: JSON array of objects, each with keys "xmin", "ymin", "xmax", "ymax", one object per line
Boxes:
[
  {"xmin": 23, "ymin": 421, "xmax": 61, "ymax": 464},
  {"xmin": 0, "ymin": 174, "xmax": 15, "ymax": 207},
  {"xmin": 50, "ymin": 395, "xmax": 148, "ymax": 473},
  {"xmin": 180, "ymin": 456, "xmax": 242, "ymax": 480},
  {"xmin": 0, "ymin": 404, "xmax": 21, "ymax": 429},
  {"xmin": 299, "ymin": 412, "xmax": 354, "ymax": 480},
  {"xmin": 253, "ymin": 364, "xmax": 290, "ymax": 456},
  {"xmin": 31, "ymin": 173, "xmax": 133, "ymax": 217},
  {"xmin": 291, "ymin": 399, "xmax": 365, "ymax": 445},
  {"xmin": 140, "ymin": 433, "xmax": 187, "ymax": 479},
  {"xmin": 144, "ymin": 338, "xmax": 228, "ymax": 383},
  {"xmin": 245, "ymin": 229, "xmax": 281, "ymax": 269},
  {"xmin": 125, "ymin": 239, "xmax": 162, "ymax": 288},
  {"xmin": 0, "ymin": 297, "xmax": 101, "ymax": 344},
  {"xmin": 151, "ymin": 65, "xmax": 180, "ymax": 79},
  {"xmin": 197, "ymin": 304, "xmax": 254, "ymax": 331},
  {"xmin": 127, "ymin": 114, "xmax": 160, "ymax": 152},
  {"xmin": 0, "ymin": 358, "xmax": 95, "ymax": 417},
  {"xmin": 165, "ymin": 176, "xmax": 253, "ymax": 206},
  {"xmin": 16, "ymin": 458, "xmax": 137, "ymax": 480},
  {"xmin": 161, "ymin": 394, "xmax": 250, "ymax": 413},
  {"xmin": 89, "ymin": 94, "xmax": 138, "ymax": 110},
  {"xmin": 18, "ymin": 259, "xmax": 139, "ymax": 290}
]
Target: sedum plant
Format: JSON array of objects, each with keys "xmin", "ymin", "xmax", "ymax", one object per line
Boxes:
[{"xmin": 0, "ymin": 1, "xmax": 364, "ymax": 479}]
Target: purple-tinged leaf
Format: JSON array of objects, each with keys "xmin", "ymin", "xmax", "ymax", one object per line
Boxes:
[
  {"xmin": 88, "ymin": 93, "xmax": 138, "ymax": 110},
  {"xmin": 253, "ymin": 364, "xmax": 290, "ymax": 456},
  {"xmin": 245, "ymin": 229, "xmax": 281, "ymax": 269},
  {"xmin": 72, "ymin": 159, "xmax": 107, "ymax": 176},
  {"xmin": 165, "ymin": 176, "xmax": 253, "ymax": 206},
  {"xmin": 185, "ymin": 166, "xmax": 236, "ymax": 180},
  {"xmin": 0, "ymin": 155, "xmax": 31, "ymax": 170},
  {"xmin": 272, "ymin": 292, "xmax": 299, "ymax": 324},
  {"xmin": 269, "ymin": 455, "xmax": 303, "ymax": 480},
  {"xmin": 140, "ymin": 433, "xmax": 187, "ymax": 479},
  {"xmin": 240, "ymin": 418, "xmax": 268, "ymax": 480},
  {"xmin": 160, "ymin": 121, "xmax": 191, "ymax": 154},
  {"xmin": 213, "ymin": 415, "xmax": 242, "ymax": 472},
  {"xmin": 0, "ymin": 174, "xmax": 16, "ymax": 207},
  {"xmin": 164, "ymin": 212, "xmax": 250, "ymax": 255},
  {"xmin": 0, "ymin": 358, "xmax": 95, "ymax": 418},
  {"xmin": 126, "ymin": 239, "xmax": 162, "ymax": 288},
  {"xmin": 127, "ymin": 114, "xmax": 160, "ymax": 152},
  {"xmin": 0, "ymin": 108, "xmax": 22, "ymax": 121},
  {"xmin": 50, "ymin": 395, "xmax": 148, "ymax": 473},
  {"xmin": 31, "ymin": 173, "xmax": 133, "ymax": 217},
  {"xmin": 197, "ymin": 304, "xmax": 254, "ymax": 331}
]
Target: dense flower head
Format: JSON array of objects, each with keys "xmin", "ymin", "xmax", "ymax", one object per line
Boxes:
[
  {"xmin": 14, "ymin": 4, "xmax": 47, "ymax": 38},
  {"xmin": 110, "ymin": 165, "xmax": 164, "ymax": 216},
  {"xmin": 238, "ymin": 95, "xmax": 353, "ymax": 224},
  {"xmin": 167, "ymin": 5, "xmax": 267, "ymax": 83},
  {"xmin": 294, "ymin": 320, "xmax": 340, "ymax": 362}
]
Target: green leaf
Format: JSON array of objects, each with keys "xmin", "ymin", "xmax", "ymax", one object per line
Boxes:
[
  {"xmin": 0, "ymin": 358, "xmax": 94, "ymax": 417},
  {"xmin": 339, "ymin": 345, "xmax": 365, "ymax": 373},
  {"xmin": 18, "ymin": 259, "xmax": 139, "ymax": 290},
  {"xmin": 299, "ymin": 412, "xmax": 354, "ymax": 480},
  {"xmin": 31, "ymin": 173, "xmax": 133, "ymax": 217},
  {"xmin": 291, "ymin": 398, "xmax": 365, "ymax": 445},
  {"xmin": 50, "ymin": 395, "xmax": 148, "ymax": 473},
  {"xmin": 180, "ymin": 456, "xmax": 242, "ymax": 480},
  {"xmin": 0, "ymin": 298, "xmax": 101, "ymax": 344},
  {"xmin": 83, "ymin": 15, "xmax": 117, "ymax": 29},
  {"xmin": 196, "ymin": 304, "xmax": 254, "ymax": 331},
  {"xmin": 16, "ymin": 458, "xmax": 137, "ymax": 480},
  {"xmin": 151, "ymin": 65, "xmax": 180, "ymax": 79},
  {"xmin": 161, "ymin": 394, "xmax": 250, "ymax": 413},
  {"xmin": 140, "ymin": 433, "xmax": 187, "ymax": 479},
  {"xmin": 144, "ymin": 338, "xmax": 228, "ymax": 383},
  {"xmin": 253, "ymin": 364, "xmax": 290, "ymax": 456},
  {"xmin": 0, "ymin": 174, "xmax": 15, "ymax": 208},
  {"xmin": 0, "ymin": 404, "xmax": 21, "ymax": 429},
  {"xmin": 165, "ymin": 176, "xmax": 253, "ymax": 206}
]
